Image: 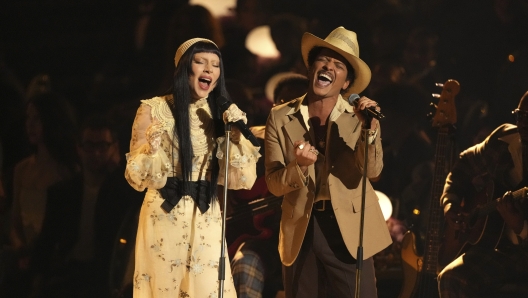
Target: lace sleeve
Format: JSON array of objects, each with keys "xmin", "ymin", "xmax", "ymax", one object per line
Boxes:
[
  {"xmin": 125, "ymin": 103, "xmax": 171, "ymax": 191},
  {"xmin": 216, "ymin": 136, "xmax": 261, "ymax": 190}
]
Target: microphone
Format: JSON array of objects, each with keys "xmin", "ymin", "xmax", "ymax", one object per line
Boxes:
[
  {"xmin": 216, "ymin": 96, "xmax": 260, "ymax": 146},
  {"xmin": 348, "ymin": 94, "xmax": 385, "ymax": 120}
]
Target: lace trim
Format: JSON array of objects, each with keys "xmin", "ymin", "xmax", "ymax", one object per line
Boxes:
[
  {"xmin": 141, "ymin": 96, "xmax": 175, "ymax": 136},
  {"xmin": 141, "ymin": 95, "xmax": 216, "ymax": 165}
]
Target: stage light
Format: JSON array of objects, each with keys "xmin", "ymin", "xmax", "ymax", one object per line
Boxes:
[
  {"xmin": 375, "ymin": 190, "xmax": 393, "ymax": 221},
  {"xmin": 245, "ymin": 25, "xmax": 280, "ymax": 58},
  {"xmin": 190, "ymin": 0, "xmax": 236, "ymax": 17}
]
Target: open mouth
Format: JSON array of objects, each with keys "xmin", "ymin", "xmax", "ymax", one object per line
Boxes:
[
  {"xmin": 317, "ymin": 72, "xmax": 333, "ymax": 87},
  {"xmin": 198, "ymin": 76, "xmax": 212, "ymax": 90}
]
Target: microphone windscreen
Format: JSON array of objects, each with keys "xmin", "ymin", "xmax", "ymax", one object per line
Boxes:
[{"xmin": 347, "ymin": 93, "xmax": 360, "ymax": 106}]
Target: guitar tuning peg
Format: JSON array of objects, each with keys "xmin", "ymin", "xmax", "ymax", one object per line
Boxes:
[
  {"xmin": 435, "ymin": 83, "xmax": 444, "ymax": 88},
  {"xmin": 430, "ymin": 102, "xmax": 437, "ymax": 108},
  {"xmin": 426, "ymin": 112, "xmax": 434, "ymax": 120},
  {"xmin": 432, "ymin": 93, "xmax": 440, "ymax": 98}
]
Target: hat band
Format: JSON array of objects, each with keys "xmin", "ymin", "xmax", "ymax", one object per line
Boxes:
[{"xmin": 328, "ymin": 32, "xmax": 359, "ymax": 55}]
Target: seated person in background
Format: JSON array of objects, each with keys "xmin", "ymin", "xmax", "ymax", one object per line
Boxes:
[
  {"xmin": 438, "ymin": 91, "xmax": 528, "ymax": 298},
  {"xmin": 230, "ymin": 72, "xmax": 308, "ymax": 298},
  {"xmin": 264, "ymin": 72, "xmax": 308, "ymax": 107}
]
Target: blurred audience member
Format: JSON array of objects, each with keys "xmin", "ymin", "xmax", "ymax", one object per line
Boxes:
[
  {"xmin": 268, "ymin": 72, "xmax": 309, "ymax": 106},
  {"xmin": 29, "ymin": 114, "xmax": 119, "ymax": 298},
  {"xmin": 3, "ymin": 90, "xmax": 78, "ymax": 297}
]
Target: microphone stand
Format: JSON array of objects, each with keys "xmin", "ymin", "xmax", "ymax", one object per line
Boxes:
[
  {"xmin": 218, "ymin": 123, "xmax": 231, "ymax": 298},
  {"xmin": 355, "ymin": 117, "xmax": 372, "ymax": 298}
]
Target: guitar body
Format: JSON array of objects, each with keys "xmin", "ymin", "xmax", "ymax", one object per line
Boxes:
[
  {"xmin": 438, "ymin": 182, "xmax": 505, "ymax": 268},
  {"xmin": 399, "ymin": 231, "xmax": 420, "ymax": 298},
  {"xmin": 399, "ymin": 230, "xmax": 441, "ymax": 298}
]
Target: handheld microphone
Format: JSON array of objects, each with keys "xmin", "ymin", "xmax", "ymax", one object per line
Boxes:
[
  {"xmin": 348, "ymin": 94, "xmax": 385, "ymax": 120},
  {"xmin": 216, "ymin": 96, "xmax": 260, "ymax": 146}
]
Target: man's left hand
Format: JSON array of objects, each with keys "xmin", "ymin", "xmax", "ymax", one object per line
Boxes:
[{"xmin": 353, "ymin": 96, "xmax": 380, "ymax": 130}]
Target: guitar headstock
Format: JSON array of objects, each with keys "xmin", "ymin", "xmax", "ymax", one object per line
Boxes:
[{"xmin": 431, "ymin": 79, "xmax": 460, "ymax": 128}]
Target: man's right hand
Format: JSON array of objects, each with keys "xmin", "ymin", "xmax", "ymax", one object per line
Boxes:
[
  {"xmin": 293, "ymin": 140, "xmax": 318, "ymax": 174},
  {"xmin": 444, "ymin": 203, "xmax": 468, "ymax": 231}
]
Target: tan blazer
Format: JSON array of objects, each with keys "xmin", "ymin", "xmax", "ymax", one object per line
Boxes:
[{"xmin": 264, "ymin": 95, "xmax": 392, "ymax": 266}]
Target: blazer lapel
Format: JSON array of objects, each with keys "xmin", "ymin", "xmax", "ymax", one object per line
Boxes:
[
  {"xmin": 332, "ymin": 108, "xmax": 361, "ymax": 150},
  {"xmin": 283, "ymin": 104, "xmax": 317, "ymax": 186},
  {"xmin": 284, "ymin": 116, "xmax": 310, "ymax": 148}
]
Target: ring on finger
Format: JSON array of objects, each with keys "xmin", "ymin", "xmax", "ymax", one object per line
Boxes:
[
  {"xmin": 298, "ymin": 143, "xmax": 305, "ymax": 150},
  {"xmin": 309, "ymin": 148, "xmax": 319, "ymax": 155}
]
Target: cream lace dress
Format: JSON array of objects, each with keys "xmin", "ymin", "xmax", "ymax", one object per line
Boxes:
[{"xmin": 125, "ymin": 95, "xmax": 260, "ymax": 298}]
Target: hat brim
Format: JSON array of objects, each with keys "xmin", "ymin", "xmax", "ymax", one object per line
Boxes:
[
  {"xmin": 301, "ymin": 32, "xmax": 371, "ymax": 97},
  {"xmin": 264, "ymin": 72, "xmax": 307, "ymax": 103}
]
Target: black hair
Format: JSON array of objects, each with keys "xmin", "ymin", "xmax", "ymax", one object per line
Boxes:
[
  {"xmin": 307, "ymin": 46, "xmax": 356, "ymax": 95},
  {"xmin": 169, "ymin": 41, "xmax": 229, "ymax": 199}
]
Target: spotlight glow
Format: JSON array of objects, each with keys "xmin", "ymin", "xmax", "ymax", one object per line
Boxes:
[
  {"xmin": 245, "ymin": 25, "xmax": 280, "ymax": 58},
  {"xmin": 375, "ymin": 190, "xmax": 393, "ymax": 221}
]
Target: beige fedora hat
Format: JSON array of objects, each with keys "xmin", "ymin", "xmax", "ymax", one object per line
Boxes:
[
  {"xmin": 174, "ymin": 38, "xmax": 218, "ymax": 67},
  {"xmin": 301, "ymin": 26, "xmax": 371, "ymax": 96}
]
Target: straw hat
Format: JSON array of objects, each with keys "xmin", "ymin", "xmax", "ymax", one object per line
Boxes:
[
  {"xmin": 174, "ymin": 38, "xmax": 218, "ymax": 67},
  {"xmin": 264, "ymin": 72, "xmax": 307, "ymax": 103},
  {"xmin": 301, "ymin": 26, "xmax": 371, "ymax": 96}
]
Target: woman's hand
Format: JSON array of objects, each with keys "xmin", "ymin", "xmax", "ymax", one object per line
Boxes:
[
  {"xmin": 223, "ymin": 104, "xmax": 247, "ymax": 143},
  {"xmin": 146, "ymin": 121, "xmax": 165, "ymax": 154}
]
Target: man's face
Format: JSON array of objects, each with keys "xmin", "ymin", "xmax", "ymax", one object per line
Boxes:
[
  {"xmin": 308, "ymin": 48, "xmax": 350, "ymax": 99},
  {"xmin": 78, "ymin": 128, "xmax": 118, "ymax": 173}
]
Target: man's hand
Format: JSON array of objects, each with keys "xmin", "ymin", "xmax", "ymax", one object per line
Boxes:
[
  {"xmin": 353, "ymin": 96, "xmax": 380, "ymax": 130},
  {"xmin": 497, "ymin": 191, "xmax": 525, "ymax": 234},
  {"xmin": 444, "ymin": 203, "xmax": 468, "ymax": 232},
  {"xmin": 294, "ymin": 140, "xmax": 318, "ymax": 174}
]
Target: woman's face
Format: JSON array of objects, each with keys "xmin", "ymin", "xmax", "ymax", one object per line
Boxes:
[
  {"xmin": 188, "ymin": 52, "xmax": 220, "ymax": 100},
  {"xmin": 25, "ymin": 103, "xmax": 43, "ymax": 145}
]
